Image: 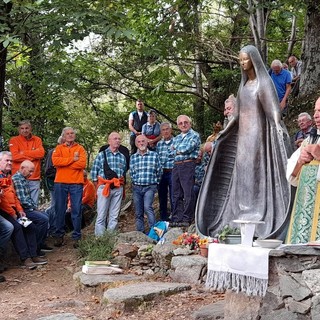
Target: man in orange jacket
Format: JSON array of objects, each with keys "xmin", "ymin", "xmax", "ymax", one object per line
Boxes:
[
  {"xmin": 9, "ymin": 120, "xmax": 45, "ymax": 206},
  {"xmin": 52, "ymin": 127, "xmax": 87, "ymax": 248},
  {"xmin": 0, "ymin": 151, "xmax": 47, "ymax": 269}
]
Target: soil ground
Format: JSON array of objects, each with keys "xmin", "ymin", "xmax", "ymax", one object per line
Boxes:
[{"xmin": 0, "ymin": 208, "xmax": 224, "ymax": 320}]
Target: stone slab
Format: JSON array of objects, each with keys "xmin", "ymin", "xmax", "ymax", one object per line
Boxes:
[
  {"xmin": 103, "ymin": 281, "xmax": 191, "ymax": 309},
  {"xmin": 73, "ymin": 271, "xmax": 142, "ymax": 287},
  {"xmin": 192, "ymin": 300, "xmax": 225, "ymax": 320}
]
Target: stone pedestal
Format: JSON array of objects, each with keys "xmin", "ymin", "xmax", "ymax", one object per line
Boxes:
[{"xmin": 223, "ymin": 246, "xmax": 320, "ymax": 319}]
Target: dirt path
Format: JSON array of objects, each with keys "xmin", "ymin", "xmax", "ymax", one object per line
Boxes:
[{"xmin": 0, "ymin": 210, "xmax": 223, "ymax": 320}]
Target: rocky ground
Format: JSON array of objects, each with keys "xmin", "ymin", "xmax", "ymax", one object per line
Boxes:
[{"xmin": 0, "ymin": 208, "xmax": 224, "ymax": 320}]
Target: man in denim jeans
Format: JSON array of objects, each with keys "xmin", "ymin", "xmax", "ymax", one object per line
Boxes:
[
  {"xmin": 130, "ymin": 134, "xmax": 162, "ymax": 233},
  {"xmin": 52, "ymin": 127, "xmax": 87, "ymax": 248}
]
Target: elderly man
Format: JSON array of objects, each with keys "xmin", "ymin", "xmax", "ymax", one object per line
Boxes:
[
  {"xmin": 294, "ymin": 112, "xmax": 313, "ymax": 149},
  {"xmin": 171, "ymin": 115, "xmax": 201, "ymax": 227},
  {"xmin": 223, "ymin": 94, "xmax": 236, "ymax": 129},
  {"xmin": 270, "ymin": 60, "xmax": 292, "ymax": 115},
  {"xmin": 0, "ymin": 151, "xmax": 46, "ymax": 269},
  {"xmin": 52, "ymin": 127, "xmax": 87, "ymax": 248},
  {"xmin": 9, "ymin": 120, "xmax": 45, "ymax": 205},
  {"xmin": 288, "ymin": 55, "xmax": 303, "ymax": 97},
  {"xmin": 12, "ymin": 160, "xmax": 50, "ymax": 254},
  {"xmin": 286, "ymin": 97, "xmax": 320, "ymax": 244},
  {"xmin": 130, "ymin": 134, "xmax": 162, "ymax": 232},
  {"xmin": 128, "ymin": 99, "xmax": 148, "ymax": 154},
  {"xmin": 91, "ymin": 132, "xmax": 127, "ymax": 235},
  {"xmin": 156, "ymin": 122, "xmax": 175, "ymax": 221}
]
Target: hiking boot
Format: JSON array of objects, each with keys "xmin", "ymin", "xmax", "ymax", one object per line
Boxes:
[
  {"xmin": 37, "ymin": 250, "xmax": 46, "ymax": 258},
  {"xmin": 41, "ymin": 244, "xmax": 53, "ymax": 252},
  {"xmin": 32, "ymin": 257, "xmax": 48, "ymax": 265},
  {"xmin": 0, "ymin": 275, "xmax": 5, "ymax": 282},
  {"xmin": 54, "ymin": 237, "xmax": 64, "ymax": 247},
  {"xmin": 22, "ymin": 258, "xmax": 37, "ymax": 270}
]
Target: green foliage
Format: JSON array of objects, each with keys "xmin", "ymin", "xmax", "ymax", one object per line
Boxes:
[
  {"xmin": 77, "ymin": 231, "xmax": 118, "ymax": 262},
  {"xmin": 217, "ymin": 225, "xmax": 241, "ymax": 241}
]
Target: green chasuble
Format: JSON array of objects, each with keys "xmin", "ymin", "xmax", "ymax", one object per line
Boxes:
[{"xmin": 286, "ymin": 160, "xmax": 320, "ymax": 244}]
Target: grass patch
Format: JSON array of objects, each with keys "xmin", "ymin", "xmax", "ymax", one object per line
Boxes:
[{"xmin": 77, "ymin": 230, "xmax": 118, "ymax": 261}]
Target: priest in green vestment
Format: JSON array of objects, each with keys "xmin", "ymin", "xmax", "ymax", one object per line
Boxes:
[{"xmin": 286, "ymin": 97, "xmax": 320, "ymax": 244}]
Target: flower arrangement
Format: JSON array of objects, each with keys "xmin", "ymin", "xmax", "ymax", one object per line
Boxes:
[
  {"xmin": 172, "ymin": 233, "xmax": 212, "ymax": 250},
  {"xmin": 172, "ymin": 232, "xmax": 200, "ymax": 250}
]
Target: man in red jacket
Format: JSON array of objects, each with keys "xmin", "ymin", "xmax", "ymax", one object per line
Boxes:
[
  {"xmin": 9, "ymin": 120, "xmax": 45, "ymax": 206},
  {"xmin": 52, "ymin": 127, "xmax": 87, "ymax": 248}
]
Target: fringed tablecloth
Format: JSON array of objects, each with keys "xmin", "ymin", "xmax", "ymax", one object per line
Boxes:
[{"xmin": 206, "ymin": 243, "xmax": 271, "ymax": 297}]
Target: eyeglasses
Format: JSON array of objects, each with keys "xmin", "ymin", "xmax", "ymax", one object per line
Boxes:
[{"xmin": 178, "ymin": 121, "xmax": 190, "ymax": 126}]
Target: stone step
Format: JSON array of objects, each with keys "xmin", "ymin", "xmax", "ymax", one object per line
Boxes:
[
  {"xmin": 73, "ymin": 271, "xmax": 142, "ymax": 288},
  {"xmin": 103, "ymin": 281, "xmax": 191, "ymax": 311}
]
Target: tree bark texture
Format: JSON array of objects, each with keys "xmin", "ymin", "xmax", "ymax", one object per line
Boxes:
[{"xmin": 299, "ymin": 1, "xmax": 320, "ymax": 98}]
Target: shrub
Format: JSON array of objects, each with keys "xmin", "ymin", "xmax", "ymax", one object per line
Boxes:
[{"xmin": 77, "ymin": 231, "xmax": 118, "ymax": 261}]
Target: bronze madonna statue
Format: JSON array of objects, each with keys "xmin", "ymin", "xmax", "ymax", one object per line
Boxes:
[{"xmin": 196, "ymin": 45, "xmax": 292, "ymax": 239}]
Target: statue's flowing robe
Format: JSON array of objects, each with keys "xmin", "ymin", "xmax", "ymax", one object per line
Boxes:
[{"xmin": 196, "ymin": 81, "xmax": 292, "ymax": 239}]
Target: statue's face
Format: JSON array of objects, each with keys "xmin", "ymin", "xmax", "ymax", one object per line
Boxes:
[{"xmin": 239, "ymin": 52, "xmax": 253, "ymax": 72}]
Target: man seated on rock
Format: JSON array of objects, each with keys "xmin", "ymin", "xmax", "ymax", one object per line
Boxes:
[
  {"xmin": 12, "ymin": 160, "xmax": 52, "ymax": 255},
  {"xmin": 0, "ymin": 215, "xmax": 13, "ymax": 281},
  {"xmin": 0, "ymin": 152, "xmax": 47, "ymax": 269},
  {"xmin": 65, "ymin": 170, "xmax": 96, "ymax": 231}
]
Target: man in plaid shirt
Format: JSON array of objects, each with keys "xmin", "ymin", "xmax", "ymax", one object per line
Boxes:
[
  {"xmin": 171, "ymin": 115, "xmax": 201, "ymax": 227},
  {"xmin": 91, "ymin": 132, "xmax": 127, "ymax": 235},
  {"xmin": 130, "ymin": 134, "xmax": 162, "ymax": 232},
  {"xmin": 12, "ymin": 160, "xmax": 50, "ymax": 257},
  {"xmin": 156, "ymin": 122, "xmax": 174, "ymax": 221}
]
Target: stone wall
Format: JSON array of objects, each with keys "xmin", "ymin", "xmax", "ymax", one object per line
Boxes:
[{"xmin": 223, "ymin": 246, "xmax": 320, "ymax": 320}]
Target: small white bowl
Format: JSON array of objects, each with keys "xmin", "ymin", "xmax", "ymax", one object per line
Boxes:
[{"xmin": 255, "ymin": 239, "xmax": 283, "ymax": 249}]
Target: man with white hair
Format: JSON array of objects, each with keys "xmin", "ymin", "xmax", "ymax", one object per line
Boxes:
[
  {"xmin": 294, "ymin": 112, "xmax": 313, "ymax": 149},
  {"xmin": 270, "ymin": 59, "xmax": 292, "ymax": 115},
  {"xmin": 171, "ymin": 115, "xmax": 201, "ymax": 227},
  {"xmin": 52, "ymin": 127, "xmax": 87, "ymax": 248}
]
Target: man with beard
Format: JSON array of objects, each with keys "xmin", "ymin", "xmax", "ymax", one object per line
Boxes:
[{"xmin": 130, "ymin": 134, "xmax": 162, "ymax": 233}]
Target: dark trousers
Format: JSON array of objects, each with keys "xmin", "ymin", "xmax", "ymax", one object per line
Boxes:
[
  {"xmin": 0, "ymin": 211, "xmax": 37, "ymax": 260},
  {"xmin": 130, "ymin": 135, "xmax": 138, "ymax": 154},
  {"xmin": 158, "ymin": 171, "xmax": 173, "ymax": 221},
  {"xmin": 25, "ymin": 209, "xmax": 49, "ymax": 252},
  {"xmin": 171, "ymin": 161, "xmax": 196, "ymax": 223}
]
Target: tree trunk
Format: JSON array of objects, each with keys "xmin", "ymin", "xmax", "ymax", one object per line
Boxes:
[{"xmin": 299, "ymin": 1, "xmax": 320, "ymax": 99}]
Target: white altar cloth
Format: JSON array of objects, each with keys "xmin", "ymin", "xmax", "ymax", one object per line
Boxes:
[{"xmin": 206, "ymin": 243, "xmax": 272, "ymax": 296}]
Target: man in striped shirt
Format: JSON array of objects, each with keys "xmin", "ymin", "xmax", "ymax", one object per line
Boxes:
[
  {"xmin": 130, "ymin": 134, "xmax": 162, "ymax": 233},
  {"xmin": 91, "ymin": 132, "xmax": 127, "ymax": 236}
]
